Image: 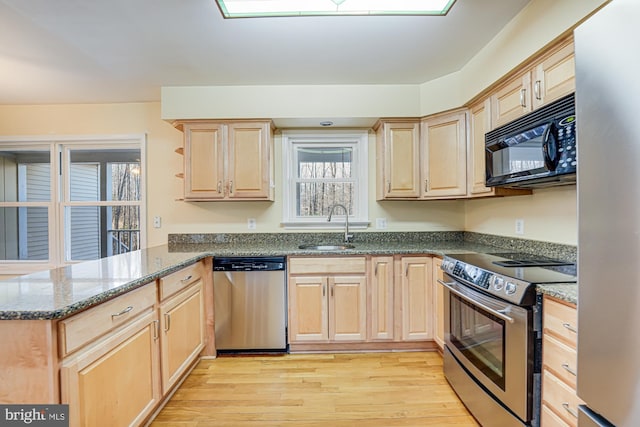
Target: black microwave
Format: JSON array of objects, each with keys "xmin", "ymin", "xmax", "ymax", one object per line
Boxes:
[{"xmin": 485, "ymin": 93, "xmax": 576, "ymax": 188}]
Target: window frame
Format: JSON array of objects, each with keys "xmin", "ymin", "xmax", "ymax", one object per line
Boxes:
[
  {"xmin": 281, "ymin": 130, "xmax": 369, "ymax": 229},
  {"xmin": 0, "ymin": 134, "xmax": 146, "ymax": 275}
]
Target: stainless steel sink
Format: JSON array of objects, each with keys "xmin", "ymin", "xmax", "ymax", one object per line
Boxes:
[{"xmin": 298, "ymin": 244, "xmax": 355, "ymax": 250}]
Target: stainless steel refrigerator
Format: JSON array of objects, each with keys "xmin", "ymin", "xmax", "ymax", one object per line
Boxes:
[{"xmin": 576, "ymin": 0, "xmax": 640, "ymax": 425}]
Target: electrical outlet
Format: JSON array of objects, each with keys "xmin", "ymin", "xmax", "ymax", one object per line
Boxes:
[
  {"xmin": 247, "ymin": 218, "xmax": 256, "ymax": 230},
  {"xmin": 153, "ymin": 216, "xmax": 161, "ymax": 228},
  {"xmin": 376, "ymin": 218, "xmax": 388, "ymax": 230},
  {"xmin": 515, "ymin": 219, "xmax": 524, "ymax": 235}
]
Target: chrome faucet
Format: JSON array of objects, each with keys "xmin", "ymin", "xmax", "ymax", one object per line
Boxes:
[{"xmin": 327, "ymin": 203, "xmax": 353, "ymax": 243}]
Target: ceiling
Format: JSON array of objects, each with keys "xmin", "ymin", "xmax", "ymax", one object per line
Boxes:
[{"xmin": 0, "ymin": 0, "xmax": 531, "ymax": 105}]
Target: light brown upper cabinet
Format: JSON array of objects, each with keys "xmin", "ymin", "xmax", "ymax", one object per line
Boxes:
[
  {"xmin": 421, "ymin": 110, "xmax": 467, "ymax": 198},
  {"xmin": 376, "ymin": 110, "xmax": 466, "ymax": 200},
  {"xmin": 174, "ymin": 120, "xmax": 274, "ymax": 201},
  {"xmin": 375, "ymin": 119, "xmax": 421, "ymax": 199},
  {"xmin": 491, "ymin": 36, "xmax": 575, "ymax": 128},
  {"xmin": 466, "ymin": 99, "xmax": 531, "ymax": 198}
]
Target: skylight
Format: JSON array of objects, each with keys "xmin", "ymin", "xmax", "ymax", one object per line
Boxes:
[{"xmin": 215, "ymin": 0, "xmax": 456, "ymax": 18}]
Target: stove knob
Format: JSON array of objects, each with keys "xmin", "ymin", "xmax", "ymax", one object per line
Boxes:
[
  {"xmin": 493, "ymin": 277, "xmax": 505, "ymax": 291},
  {"xmin": 505, "ymin": 282, "xmax": 517, "ymax": 295}
]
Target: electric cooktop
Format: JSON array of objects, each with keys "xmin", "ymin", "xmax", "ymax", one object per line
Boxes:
[{"xmin": 441, "ymin": 252, "xmax": 577, "ymax": 306}]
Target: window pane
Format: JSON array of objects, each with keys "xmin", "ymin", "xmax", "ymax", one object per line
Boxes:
[
  {"xmin": 69, "ymin": 149, "xmax": 141, "ymax": 201},
  {"xmin": 0, "ymin": 149, "xmax": 51, "ymax": 202},
  {"xmin": 297, "ymin": 147, "xmax": 352, "ymax": 179},
  {"xmin": 296, "ymin": 182, "xmax": 354, "ymax": 217},
  {"xmin": 65, "ymin": 206, "xmax": 140, "ymax": 261},
  {"xmin": 0, "ymin": 207, "xmax": 49, "ymax": 260}
]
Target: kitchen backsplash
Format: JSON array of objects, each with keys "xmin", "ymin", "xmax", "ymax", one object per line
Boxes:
[{"xmin": 168, "ymin": 231, "xmax": 577, "ymax": 262}]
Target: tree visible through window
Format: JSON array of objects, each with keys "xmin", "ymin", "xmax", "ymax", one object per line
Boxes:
[
  {"xmin": 0, "ymin": 137, "xmax": 145, "ymax": 269},
  {"xmin": 297, "ymin": 147, "xmax": 353, "ymax": 217},
  {"xmin": 282, "ymin": 131, "xmax": 368, "ymax": 227}
]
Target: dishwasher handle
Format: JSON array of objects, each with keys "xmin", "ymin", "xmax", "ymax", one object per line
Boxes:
[{"xmin": 213, "ymin": 256, "xmax": 286, "ymax": 271}]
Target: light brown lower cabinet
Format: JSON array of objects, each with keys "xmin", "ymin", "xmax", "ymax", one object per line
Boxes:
[
  {"xmin": 61, "ymin": 310, "xmax": 161, "ymax": 427},
  {"xmin": 541, "ymin": 296, "xmax": 582, "ymax": 427},
  {"xmin": 399, "ymin": 256, "xmax": 433, "ymax": 341},
  {"xmin": 288, "ymin": 255, "xmax": 437, "ymax": 351},
  {"xmin": 288, "ymin": 269, "xmax": 367, "ymax": 343},
  {"xmin": 56, "ymin": 260, "xmax": 208, "ymax": 426},
  {"xmin": 159, "ymin": 280, "xmax": 205, "ymax": 393}
]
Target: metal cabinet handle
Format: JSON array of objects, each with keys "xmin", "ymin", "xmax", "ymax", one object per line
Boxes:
[
  {"xmin": 164, "ymin": 313, "xmax": 171, "ymax": 332},
  {"xmin": 438, "ymin": 280, "xmax": 516, "ymax": 324},
  {"xmin": 562, "ymin": 322, "xmax": 578, "ymax": 333},
  {"xmin": 152, "ymin": 320, "xmax": 159, "ymax": 341},
  {"xmin": 229, "ymin": 180, "xmax": 234, "ymax": 194},
  {"xmin": 181, "ymin": 275, "xmax": 193, "ymax": 283},
  {"xmin": 323, "ymin": 284, "xmax": 326, "ymax": 297},
  {"xmin": 387, "ymin": 181, "xmax": 391, "ymax": 194},
  {"xmin": 534, "ymin": 80, "xmax": 542, "ymax": 100},
  {"xmin": 331, "ymin": 285, "xmax": 334, "ymax": 297},
  {"xmin": 374, "ymin": 262, "xmax": 379, "ymax": 276},
  {"xmin": 561, "ymin": 363, "xmax": 577, "ymax": 376},
  {"xmin": 520, "ymin": 88, "xmax": 527, "ymax": 107},
  {"xmin": 424, "ymin": 179, "xmax": 428, "ymax": 192},
  {"xmin": 217, "ymin": 181, "xmax": 222, "ymax": 193},
  {"xmin": 111, "ymin": 305, "xmax": 133, "ymax": 319},
  {"xmin": 562, "ymin": 402, "xmax": 578, "ymax": 418}
]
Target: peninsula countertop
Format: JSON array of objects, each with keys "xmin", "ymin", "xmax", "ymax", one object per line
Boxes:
[{"xmin": 0, "ymin": 232, "xmax": 578, "ymax": 320}]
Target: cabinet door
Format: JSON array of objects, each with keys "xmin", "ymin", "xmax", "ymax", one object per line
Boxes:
[
  {"xmin": 400, "ymin": 257, "xmax": 433, "ymax": 341},
  {"xmin": 227, "ymin": 121, "xmax": 273, "ymax": 200},
  {"xmin": 184, "ymin": 123, "xmax": 225, "ymax": 200},
  {"xmin": 532, "ymin": 39, "xmax": 575, "ymax": 109},
  {"xmin": 377, "ymin": 121, "xmax": 420, "ymax": 199},
  {"xmin": 467, "ymin": 99, "xmax": 494, "ymax": 196},
  {"xmin": 288, "ymin": 276, "xmax": 329, "ymax": 342},
  {"xmin": 329, "ymin": 275, "xmax": 367, "ymax": 341},
  {"xmin": 421, "ymin": 111, "xmax": 467, "ymax": 198},
  {"xmin": 491, "ymin": 72, "xmax": 532, "ymax": 128},
  {"xmin": 159, "ymin": 280, "xmax": 205, "ymax": 393},
  {"xmin": 432, "ymin": 257, "xmax": 445, "ymax": 350},
  {"xmin": 61, "ymin": 312, "xmax": 161, "ymax": 427},
  {"xmin": 369, "ymin": 256, "xmax": 394, "ymax": 341}
]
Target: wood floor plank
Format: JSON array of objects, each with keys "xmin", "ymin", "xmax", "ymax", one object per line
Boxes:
[{"xmin": 151, "ymin": 351, "xmax": 479, "ymax": 426}]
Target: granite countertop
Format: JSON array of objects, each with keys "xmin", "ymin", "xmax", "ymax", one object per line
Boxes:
[
  {"xmin": 0, "ymin": 232, "xmax": 578, "ymax": 320},
  {"xmin": 536, "ymin": 283, "xmax": 578, "ymax": 305},
  {"xmin": 0, "ymin": 246, "xmax": 208, "ymax": 320}
]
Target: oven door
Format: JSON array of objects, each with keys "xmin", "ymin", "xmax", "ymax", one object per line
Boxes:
[{"xmin": 440, "ymin": 276, "xmax": 533, "ymax": 422}]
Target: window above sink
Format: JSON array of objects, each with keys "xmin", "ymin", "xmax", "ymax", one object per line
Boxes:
[{"xmin": 281, "ymin": 130, "xmax": 369, "ymax": 229}]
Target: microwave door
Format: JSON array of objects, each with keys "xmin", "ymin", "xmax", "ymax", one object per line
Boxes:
[{"xmin": 486, "ymin": 123, "xmax": 550, "ymax": 185}]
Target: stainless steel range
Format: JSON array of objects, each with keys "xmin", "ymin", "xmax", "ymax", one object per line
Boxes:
[{"xmin": 439, "ymin": 252, "xmax": 576, "ymax": 427}]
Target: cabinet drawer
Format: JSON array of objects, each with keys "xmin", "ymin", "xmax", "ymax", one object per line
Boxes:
[
  {"xmin": 289, "ymin": 257, "xmax": 366, "ymax": 275},
  {"xmin": 541, "ymin": 403, "xmax": 571, "ymax": 427},
  {"xmin": 543, "ymin": 334, "xmax": 578, "ymax": 388},
  {"xmin": 543, "ymin": 297, "xmax": 578, "ymax": 347},
  {"xmin": 59, "ymin": 283, "xmax": 157, "ymax": 357},
  {"xmin": 159, "ymin": 261, "xmax": 203, "ymax": 300},
  {"xmin": 542, "ymin": 369, "xmax": 582, "ymax": 427}
]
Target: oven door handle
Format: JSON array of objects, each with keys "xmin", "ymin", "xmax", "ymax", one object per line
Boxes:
[{"xmin": 438, "ymin": 280, "xmax": 516, "ymax": 324}]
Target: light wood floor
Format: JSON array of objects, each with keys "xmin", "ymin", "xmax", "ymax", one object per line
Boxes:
[{"xmin": 151, "ymin": 351, "xmax": 479, "ymax": 426}]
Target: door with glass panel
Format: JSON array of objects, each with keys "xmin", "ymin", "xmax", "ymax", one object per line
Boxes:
[{"xmin": 62, "ymin": 145, "xmax": 143, "ymax": 262}]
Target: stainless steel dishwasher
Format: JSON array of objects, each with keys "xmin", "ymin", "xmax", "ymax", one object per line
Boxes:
[{"xmin": 213, "ymin": 256, "xmax": 287, "ymax": 352}]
